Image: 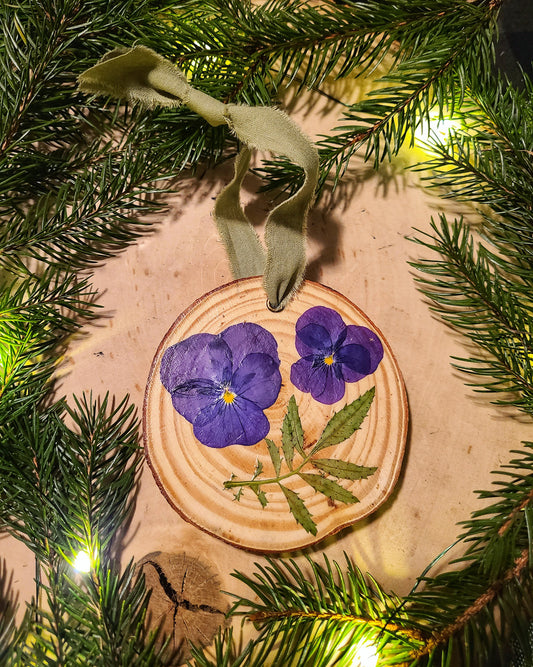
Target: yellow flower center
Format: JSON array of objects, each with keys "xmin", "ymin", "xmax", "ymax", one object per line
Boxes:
[
  {"xmin": 222, "ymin": 388, "xmax": 236, "ymax": 404},
  {"xmin": 324, "ymin": 355, "xmax": 334, "ymax": 366}
]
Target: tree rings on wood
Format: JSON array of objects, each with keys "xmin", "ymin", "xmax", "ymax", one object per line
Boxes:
[
  {"xmin": 144, "ymin": 278, "xmax": 408, "ymax": 552},
  {"xmin": 137, "ymin": 551, "xmax": 228, "ymax": 663}
]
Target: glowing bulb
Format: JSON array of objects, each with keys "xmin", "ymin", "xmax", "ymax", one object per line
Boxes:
[
  {"xmin": 349, "ymin": 639, "xmax": 379, "ymax": 667},
  {"xmin": 413, "ymin": 114, "xmax": 462, "ymax": 146},
  {"xmin": 73, "ymin": 550, "xmax": 91, "ymax": 573}
]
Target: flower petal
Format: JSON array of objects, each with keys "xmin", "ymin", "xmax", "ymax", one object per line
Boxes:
[
  {"xmin": 339, "ymin": 326, "xmax": 383, "ymax": 381},
  {"xmin": 291, "ymin": 357, "xmax": 345, "ymax": 404},
  {"xmin": 161, "ymin": 333, "xmax": 233, "ymax": 423},
  {"xmin": 295, "ymin": 306, "xmax": 346, "ymax": 356},
  {"xmin": 221, "ymin": 322, "xmax": 280, "ymax": 369},
  {"xmin": 231, "ymin": 352, "xmax": 282, "ymax": 408},
  {"xmin": 193, "ymin": 397, "xmax": 270, "ymax": 448},
  {"xmin": 161, "ymin": 334, "xmax": 231, "ymax": 390},
  {"xmin": 314, "ymin": 365, "xmax": 346, "ymax": 404},
  {"xmin": 336, "ymin": 344, "xmax": 371, "ymax": 381},
  {"xmin": 295, "ymin": 323, "xmax": 332, "ymax": 356},
  {"xmin": 290, "ymin": 356, "xmax": 322, "ymax": 394},
  {"xmin": 169, "ymin": 381, "xmax": 218, "ymax": 425}
]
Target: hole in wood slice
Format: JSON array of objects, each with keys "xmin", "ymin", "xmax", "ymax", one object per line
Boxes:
[{"xmin": 144, "ymin": 278, "xmax": 408, "ymax": 551}]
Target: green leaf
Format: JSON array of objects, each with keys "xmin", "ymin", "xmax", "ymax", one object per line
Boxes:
[
  {"xmin": 281, "ymin": 413, "xmax": 296, "ymax": 470},
  {"xmin": 299, "ymin": 473, "xmax": 359, "ymax": 505},
  {"xmin": 265, "ymin": 438, "xmax": 282, "ymax": 477},
  {"xmin": 253, "ymin": 487, "xmax": 268, "ymax": 508},
  {"xmin": 281, "ymin": 396, "xmax": 305, "ymax": 468},
  {"xmin": 312, "ymin": 459, "xmax": 378, "ymax": 481},
  {"xmin": 279, "ymin": 484, "xmax": 317, "ymax": 535},
  {"xmin": 253, "ymin": 459, "xmax": 264, "ymax": 479},
  {"xmin": 312, "ymin": 387, "xmax": 375, "ymax": 454},
  {"xmin": 287, "ymin": 394, "xmax": 305, "ymax": 456}
]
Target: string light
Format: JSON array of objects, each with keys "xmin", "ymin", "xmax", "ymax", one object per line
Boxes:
[
  {"xmin": 413, "ymin": 112, "xmax": 462, "ymax": 147},
  {"xmin": 73, "ymin": 550, "xmax": 92, "ymax": 573},
  {"xmin": 348, "ymin": 638, "xmax": 380, "ymax": 667}
]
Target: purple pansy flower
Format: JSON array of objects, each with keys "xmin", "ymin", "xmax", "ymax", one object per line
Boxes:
[
  {"xmin": 290, "ymin": 306, "xmax": 383, "ymax": 405},
  {"xmin": 160, "ymin": 322, "xmax": 281, "ymax": 448}
]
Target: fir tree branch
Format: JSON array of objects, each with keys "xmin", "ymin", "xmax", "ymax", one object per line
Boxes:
[
  {"xmin": 248, "ymin": 0, "xmax": 500, "ymax": 192},
  {"xmin": 122, "ymin": 0, "xmax": 501, "ymax": 196},
  {"xmin": 1, "ymin": 393, "xmax": 170, "ymax": 665},
  {"xmin": 397, "ymin": 445, "xmax": 533, "ymax": 664},
  {"xmin": 410, "ymin": 548, "xmax": 530, "ymax": 661},
  {"xmin": 221, "ymin": 556, "xmax": 425, "ymax": 665},
  {"xmin": 247, "ymin": 608, "xmax": 424, "ymax": 643},
  {"xmin": 0, "ymin": 559, "xmax": 26, "ymax": 666},
  {"xmin": 411, "ymin": 216, "xmax": 533, "ymax": 412},
  {"xmin": 0, "ymin": 0, "xmax": 233, "ymax": 277},
  {"xmin": 418, "ymin": 74, "xmax": 533, "ymax": 270},
  {"xmin": 410, "ymin": 71, "xmax": 533, "ymax": 418}
]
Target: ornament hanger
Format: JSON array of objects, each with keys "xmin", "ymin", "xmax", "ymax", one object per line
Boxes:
[{"xmin": 78, "ymin": 45, "xmax": 319, "ymax": 311}]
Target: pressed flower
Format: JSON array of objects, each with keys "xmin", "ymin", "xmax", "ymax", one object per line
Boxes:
[
  {"xmin": 160, "ymin": 322, "xmax": 281, "ymax": 448},
  {"xmin": 290, "ymin": 306, "xmax": 383, "ymax": 404}
]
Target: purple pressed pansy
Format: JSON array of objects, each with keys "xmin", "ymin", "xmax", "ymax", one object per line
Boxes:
[
  {"xmin": 290, "ymin": 306, "xmax": 383, "ymax": 405},
  {"xmin": 160, "ymin": 322, "xmax": 281, "ymax": 448}
]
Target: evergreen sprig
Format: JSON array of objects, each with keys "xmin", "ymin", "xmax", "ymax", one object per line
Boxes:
[
  {"xmin": 224, "ymin": 391, "xmax": 377, "ymax": 535},
  {"xmin": 2, "ymin": 0, "xmax": 533, "ymax": 665},
  {"xmin": 0, "ymin": 394, "xmax": 170, "ymax": 666},
  {"xmin": 411, "ymin": 70, "xmax": 533, "ymax": 414},
  {"xmin": 188, "ymin": 447, "xmax": 533, "ymax": 666},
  {"xmin": 412, "ymin": 216, "xmax": 533, "ymax": 412},
  {"xmin": 241, "ymin": 0, "xmax": 501, "ymax": 192},
  {"xmin": 187, "ymin": 555, "xmax": 423, "ymax": 667},
  {"xmin": 397, "ymin": 446, "xmax": 533, "ymax": 665},
  {"xmin": 0, "ymin": 1, "xmax": 201, "ymax": 662},
  {"xmin": 84, "ymin": 0, "xmax": 502, "ymax": 196}
]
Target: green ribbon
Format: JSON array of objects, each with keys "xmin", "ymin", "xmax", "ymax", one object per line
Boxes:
[{"xmin": 78, "ymin": 46, "xmax": 319, "ymax": 310}]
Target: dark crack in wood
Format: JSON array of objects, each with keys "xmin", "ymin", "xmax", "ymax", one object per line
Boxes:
[{"xmin": 137, "ymin": 551, "xmax": 229, "ymax": 666}]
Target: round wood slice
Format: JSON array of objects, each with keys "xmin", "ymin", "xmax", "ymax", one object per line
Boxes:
[
  {"xmin": 143, "ymin": 278, "xmax": 408, "ymax": 552},
  {"xmin": 137, "ymin": 551, "xmax": 228, "ymax": 661}
]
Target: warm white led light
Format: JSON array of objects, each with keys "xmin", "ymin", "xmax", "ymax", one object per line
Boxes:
[
  {"xmin": 73, "ymin": 550, "xmax": 91, "ymax": 573},
  {"xmin": 349, "ymin": 639, "xmax": 379, "ymax": 667},
  {"xmin": 414, "ymin": 114, "xmax": 461, "ymax": 145}
]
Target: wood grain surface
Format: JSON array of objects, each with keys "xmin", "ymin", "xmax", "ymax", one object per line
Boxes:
[
  {"xmin": 137, "ymin": 551, "xmax": 228, "ymax": 661},
  {"xmin": 144, "ymin": 278, "xmax": 408, "ymax": 551},
  {"xmin": 8, "ymin": 80, "xmax": 533, "ymax": 618}
]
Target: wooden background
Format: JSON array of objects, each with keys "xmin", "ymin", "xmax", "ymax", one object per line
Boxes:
[{"xmin": 4, "ymin": 80, "xmax": 533, "ymax": 632}]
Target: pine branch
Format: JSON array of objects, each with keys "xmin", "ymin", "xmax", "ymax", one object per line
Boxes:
[
  {"xmin": 417, "ymin": 75, "xmax": 533, "ymax": 270},
  {"xmin": 0, "ymin": 266, "xmax": 96, "ymax": 424},
  {"xmin": 186, "ymin": 556, "xmax": 425, "ymax": 666},
  {"xmin": 408, "ymin": 72, "xmax": 533, "ymax": 418},
  {"xmin": 1, "ymin": 393, "xmax": 170, "ymax": 665},
  {"xmin": 0, "ymin": 0, "xmax": 235, "ymax": 277},
  {"xmin": 85, "ymin": 0, "xmax": 500, "ymax": 197},
  {"xmin": 73, "ymin": 559, "xmax": 167, "ymax": 667},
  {"xmin": 400, "ymin": 445, "xmax": 533, "ymax": 664},
  {"xmin": 411, "ymin": 216, "xmax": 533, "ymax": 412},
  {"xmin": 247, "ymin": 0, "xmax": 501, "ymax": 192},
  {"xmin": 0, "ymin": 559, "xmax": 27, "ymax": 667},
  {"xmin": 189, "ymin": 445, "xmax": 533, "ymax": 666},
  {"xmin": 0, "ymin": 394, "xmax": 138, "ymax": 560}
]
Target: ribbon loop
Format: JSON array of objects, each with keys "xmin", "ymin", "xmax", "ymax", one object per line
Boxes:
[{"xmin": 79, "ymin": 45, "xmax": 319, "ymax": 310}]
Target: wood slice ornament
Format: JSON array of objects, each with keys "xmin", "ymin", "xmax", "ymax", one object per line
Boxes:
[
  {"xmin": 144, "ymin": 277, "xmax": 408, "ymax": 552},
  {"xmin": 80, "ymin": 45, "xmax": 407, "ymax": 549}
]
